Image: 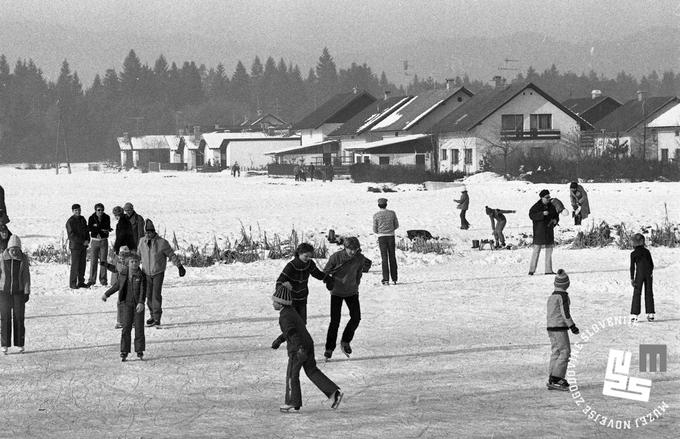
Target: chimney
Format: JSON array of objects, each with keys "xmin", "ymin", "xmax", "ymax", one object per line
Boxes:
[
  {"xmin": 591, "ymin": 89, "xmax": 602, "ymax": 100},
  {"xmin": 492, "ymin": 75, "xmax": 505, "ymax": 89},
  {"xmin": 383, "ymin": 90, "xmax": 391, "ymax": 100},
  {"xmin": 636, "ymin": 90, "xmax": 645, "ymax": 102},
  {"xmin": 193, "ymin": 125, "xmax": 200, "ymax": 139},
  {"xmin": 445, "ymin": 78, "xmax": 455, "ymax": 90}
]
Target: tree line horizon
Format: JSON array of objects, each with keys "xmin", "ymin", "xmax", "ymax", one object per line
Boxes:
[{"xmin": 1, "ymin": 47, "xmax": 679, "ymax": 164}]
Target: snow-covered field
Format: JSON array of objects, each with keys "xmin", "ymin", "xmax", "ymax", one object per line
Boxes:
[{"xmin": 1, "ymin": 165, "xmax": 678, "ymax": 438}]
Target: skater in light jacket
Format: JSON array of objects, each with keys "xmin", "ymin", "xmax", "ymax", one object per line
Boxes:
[{"xmin": 373, "ymin": 197, "xmax": 399, "ymax": 285}]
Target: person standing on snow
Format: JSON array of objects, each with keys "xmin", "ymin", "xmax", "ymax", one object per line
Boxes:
[
  {"xmin": 66, "ymin": 203, "xmax": 90, "ymax": 289},
  {"xmin": 528, "ymin": 189, "xmax": 559, "ymax": 275},
  {"xmin": 546, "ymin": 269, "xmax": 579, "ymax": 391},
  {"xmin": 569, "ymin": 182, "xmax": 590, "ymax": 226},
  {"xmin": 112, "ymin": 206, "xmax": 136, "ymax": 253},
  {"xmin": 123, "ymin": 202, "xmax": 145, "ymax": 249},
  {"xmin": 0, "ymin": 225, "xmax": 12, "ymax": 253},
  {"xmin": 271, "ymin": 243, "xmax": 330, "ymax": 349},
  {"xmin": 0, "ymin": 185, "xmax": 9, "ymax": 225},
  {"xmin": 138, "ymin": 219, "xmax": 185, "ymax": 327},
  {"xmin": 87, "ymin": 203, "xmax": 112, "ymax": 287},
  {"xmin": 373, "ymin": 197, "xmax": 399, "ymax": 285},
  {"xmin": 629, "ymin": 233, "xmax": 655, "ymax": 323},
  {"xmin": 454, "ymin": 185, "xmax": 470, "ymax": 230},
  {"xmin": 0, "ymin": 235, "xmax": 30, "ymax": 354}
]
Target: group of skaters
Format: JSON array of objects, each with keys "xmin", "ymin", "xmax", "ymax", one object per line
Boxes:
[{"xmin": 294, "ymin": 162, "xmax": 334, "ymax": 182}]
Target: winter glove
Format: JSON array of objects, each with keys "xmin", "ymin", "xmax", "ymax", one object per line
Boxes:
[
  {"xmin": 570, "ymin": 325, "xmax": 580, "ymax": 335},
  {"xmin": 324, "ymin": 275, "xmax": 335, "ymax": 291},
  {"xmin": 24, "ymin": 295, "xmax": 29, "ymax": 303},
  {"xmin": 178, "ymin": 265, "xmax": 186, "ymax": 277},
  {"xmin": 101, "ymin": 294, "xmax": 108, "ymax": 302},
  {"xmin": 271, "ymin": 337, "xmax": 283, "ymax": 350},
  {"xmin": 135, "ymin": 303, "xmax": 144, "ymax": 313},
  {"xmin": 296, "ymin": 347, "xmax": 308, "ymax": 363}
]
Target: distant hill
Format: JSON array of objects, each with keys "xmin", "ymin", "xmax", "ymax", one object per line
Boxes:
[{"xmin": 1, "ymin": 18, "xmax": 677, "ymax": 87}]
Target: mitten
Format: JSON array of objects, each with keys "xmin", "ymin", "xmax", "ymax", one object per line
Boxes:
[
  {"xmin": 296, "ymin": 347, "xmax": 307, "ymax": 363},
  {"xmin": 570, "ymin": 325, "xmax": 580, "ymax": 335},
  {"xmin": 24, "ymin": 295, "xmax": 30, "ymax": 303},
  {"xmin": 101, "ymin": 294, "xmax": 108, "ymax": 302},
  {"xmin": 135, "ymin": 303, "xmax": 144, "ymax": 313},
  {"xmin": 178, "ymin": 265, "xmax": 186, "ymax": 277},
  {"xmin": 271, "ymin": 337, "xmax": 283, "ymax": 350}
]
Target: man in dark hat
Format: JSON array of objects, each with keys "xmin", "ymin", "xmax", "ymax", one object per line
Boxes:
[
  {"xmin": 138, "ymin": 219, "xmax": 185, "ymax": 327},
  {"xmin": 528, "ymin": 190, "xmax": 559, "ymax": 275},
  {"xmin": 65, "ymin": 204, "xmax": 90, "ymax": 288},
  {"xmin": 373, "ymin": 197, "xmax": 399, "ymax": 285}
]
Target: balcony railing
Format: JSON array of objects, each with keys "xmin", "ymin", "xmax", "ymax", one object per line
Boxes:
[{"xmin": 500, "ymin": 129, "xmax": 561, "ymax": 140}]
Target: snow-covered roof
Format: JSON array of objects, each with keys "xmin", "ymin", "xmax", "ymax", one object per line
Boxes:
[
  {"xmin": 202, "ymin": 131, "xmax": 268, "ymax": 149},
  {"xmin": 648, "ymin": 103, "xmax": 680, "ymax": 128},
  {"xmin": 117, "ymin": 135, "xmax": 171, "ymax": 150},
  {"xmin": 343, "ymin": 134, "xmax": 430, "ymax": 151},
  {"xmin": 264, "ymin": 140, "xmax": 333, "ymax": 155}
]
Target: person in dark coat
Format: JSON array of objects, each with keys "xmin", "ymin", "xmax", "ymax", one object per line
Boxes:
[
  {"xmin": 112, "ymin": 206, "xmax": 136, "ymax": 253},
  {"xmin": 308, "ymin": 164, "xmax": 316, "ymax": 181},
  {"xmin": 87, "ymin": 203, "xmax": 112, "ymax": 286},
  {"xmin": 271, "ymin": 243, "xmax": 329, "ymax": 349},
  {"xmin": 123, "ymin": 202, "xmax": 145, "ymax": 249},
  {"xmin": 0, "ymin": 225, "xmax": 12, "ymax": 253},
  {"xmin": 0, "ymin": 235, "xmax": 30, "ymax": 354},
  {"xmin": 0, "ymin": 184, "xmax": 9, "ymax": 225},
  {"xmin": 454, "ymin": 185, "xmax": 470, "ymax": 229},
  {"xmin": 528, "ymin": 189, "xmax": 559, "ymax": 275},
  {"xmin": 272, "ymin": 285, "xmax": 343, "ymax": 413},
  {"xmin": 323, "ymin": 237, "xmax": 367, "ymax": 360},
  {"xmin": 569, "ymin": 182, "xmax": 590, "ymax": 226},
  {"xmin": 629, "ymin": 233, "xmax": 655, "ymax": 322},
  {"xmin": 102, "ymin": 252, "xmax": 147, "ymax": 361},
  {"xmin": 485, "ymin": 206, "xmax": 516, "ymax": 248},
  {"xmin": 66, "ymin": 204, "xmax": 90, "ymax": 289}
]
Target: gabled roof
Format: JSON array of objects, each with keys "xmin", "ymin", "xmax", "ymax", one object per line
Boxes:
[
  {"xmin": 248, "ymin": 113, "xmax": 288, "ymax": 127},
  {"xmin": 369, "ymin": 87, "xmax": 473, "ymax": 132},
  {"xmin": 265, "ymin": 140, "xmax": 338, "ymax": 156},
  {"xmin": 117, "ymin": 135, "xmax": 172, "ymax": 150},
  {"xmin": 343, "ymin": 134, "xmax": 430, "ymax": 150},
  {"xmin": 595, "ymin": 96, "xmax": 679, "ymax": 133},
  {"xmin": 423, "ymin": 82, "xmax": 593, "ymax": 134},
  {"xmin": 328, "ymin": 95, "xmax": 414, "ymax": 137},
  {"xmin": 562, "ymin": 96, "xmax": 621, "ymax": 115},
  {"xmin": 292, "ymin": 90, "xmax": 376, "ymax": 130},
  {"xmin": 648, "ymin": 103, "xmax": 680, "ymax": 128}
]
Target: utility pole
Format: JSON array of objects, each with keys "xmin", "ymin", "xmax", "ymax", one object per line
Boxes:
[{"xmin": 55, "ymin": 102, "xmax": 61, "ymax": 175}]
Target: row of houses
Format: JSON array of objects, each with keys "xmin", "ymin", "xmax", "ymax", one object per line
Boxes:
[{"xmin": 118, "ymin": 82, "xmax": 680, "ymax": 174}]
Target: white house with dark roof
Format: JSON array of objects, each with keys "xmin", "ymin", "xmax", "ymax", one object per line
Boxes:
[
  {"xmin": 201, "ymin": 131, "xmax": 301, "ymax": 169},
  {"xmin": 429, "ymin": 82, "xmax": 593, "ymax": 174},
  {"xmin": 647, "ymin": 102, "xmax": 680, "ymax": 162}
]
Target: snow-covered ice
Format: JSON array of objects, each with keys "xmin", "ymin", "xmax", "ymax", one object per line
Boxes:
[{"xmin": 1, "ymin": 165, "xmax": 678, "ymax": 438}]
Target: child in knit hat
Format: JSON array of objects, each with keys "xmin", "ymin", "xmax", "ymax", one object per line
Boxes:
[
  {"xmin": 272, "ymin": 285, "xmax": 343, "ymax": 413},
  {"xmin": 546, "ymin": 269, "xmax": 579, "ymax": 391},
  {"xmin": 0, "ymin": 235, "xmax": 31, "ymax": 354},
  {"xmin": 629, "ymin": 233, "xmax": 654, "ymax": 322}
]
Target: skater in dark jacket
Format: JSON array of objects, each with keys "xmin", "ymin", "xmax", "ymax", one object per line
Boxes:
[
  {"xmin": 0, "ymin": 184, "xmax": 9, "ymax": 225},
  {"xmin": 546, "ymin": 269, "xmax": 579, "ymax": 391},
  {"xmin": 102, "ymin": 252, "xmax": 146, "ymax": 361},
  {"xmin": 123, "ymin": 202, "xmax": 145, "ymax": 249},
  {"xmin": 323, "ymin": 236, "xmax": 367, "ymax": 360},
  {"xmin": 0, "ymin": 235, "xmax": 30, "ymax": 354},
  {"xmin": 629, "ymin": 233, "xmax": 655, "ymax": 322},
  {"xmin": 66, "ymin": 204, "xmax": 90, "ymax": 289},
  {"xmin": 271, "ymin": 243, "xmax": 329, "ymax": 349},
  {"xmin": 87, "ymin": 203, "xmax": 112, "ymax": 286},
  {"xmin": 454, "ymin": 185, "xmax": 470, "ymax": 229},
  {"xmin": 528, "ymin": 190, "xmax": 559, "ymax": 275},
  {"xmin": 112, "ymin": 206, "xmax": 136, "ymax": 253},
  {"xmin": 272, "ymin": 285, "xmax": 343, "ymax": 413}
]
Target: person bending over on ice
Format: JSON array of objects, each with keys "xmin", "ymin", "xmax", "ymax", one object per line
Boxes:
[
  {"xmin": 629, "ymin": 233, "xmax": 654, "ymax": 322},
  {"xmin": 323, "ymin": 237, "xmax": 367, "ymax": 360},
  {"xmin": 102, "ymin": 252, "xmax": 147, "ymax": 361},
  {"xmin": 546, "ymin": 269, "xmax": 579, "ymax": 391},
  {"xmin": 272, "ymin": 285, "xmax": 343, "ymax": 413},
  {"xmin": 271, "ymin": 243, "xmax": 330, "ymax": 349},
  {"xmin": 485, "ymin": 206, "xmax": 515, "ymax": 249},
  {"xmin": 0, "ymin": 235, "xmax": 30, "ymax": 354},
  {"xmin": 138, "ymin": 219, "xmax": 185, "ymax": 327}
]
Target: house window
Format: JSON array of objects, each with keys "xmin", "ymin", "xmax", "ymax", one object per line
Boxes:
[
  {"xmin": 441, "ymin": 149, "xmax": 448, "ymax": 160},
  {"xmin": 379, "ymin": 156, "xmax": 390, "ymax": 165},
  {"xmin": 530, "ymin": 114, "xmax": 552, "ymax": 130},
  {"xmin": 675, "ymin": 130, "xmax": 679, "ymax": 137},
  {"xmin": 415, "ymin": 154, "xmax": 426, "ymax": 166},
  {"xmin": 501, "ymin": 114, "xmax": 523, "ymax": 131},
  {"xmin": 661, "ymin": 149, "xmax": 669, "ymax": 162},
  {"xmin": 452, "ymin": 149, "xmax": 460, "ymax": 164},
  {"xmin": 363, "ymin": 156, "xmax": 370, "ymax": 164},
  {"xmin": 464, "ymin": 148, "xmax": 472, "ymax": 165}
]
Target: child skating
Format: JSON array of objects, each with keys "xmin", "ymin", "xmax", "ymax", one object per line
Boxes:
[
  {"xmin": 546, "ymin": 269, "xmax": 579, "ymax": 391},
  {"xmin": 102, "ymin": 252, "xmax": 147, "ymax": 361},
  {"xmin": 272, "ymin": 285, "xmax": 343, "ymax": 413},
  {"xmin": 629, "ymin": 233, "xmax": 655, "ymax": 322}
]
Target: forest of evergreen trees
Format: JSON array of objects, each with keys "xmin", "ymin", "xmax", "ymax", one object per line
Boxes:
[{"xmin": 1, "ymin": 47, "xmax": 679, "ymax": 164}]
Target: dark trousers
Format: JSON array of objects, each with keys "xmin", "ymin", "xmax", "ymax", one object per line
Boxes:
[
  {"xmin": 0, "ymin": 293, "xmax": 25, "ymax": 347},
  {"xmin": 69, "ymin": 246, "xmax": 87, "ymax": 288},
  {"xmin": 120, "ymin": 302, "xmax": 145, "ymax": 354},
  {"xmin": 88, "ymin": 239, "xmax": 109, "ymax": 285},
  {"xmin": 574, "ymin": 213, "xmax": 582, "ymax": 226},
  {"xmin": 378, "ymin": 236, "xmax": 398, "ymax": 282},
  {"xmin": 325, "ymin": 294, "xmax": 361, "ymax": 351},
  {"xmin": 275, "ymin": 301, "xmax": 307, "ymax": 345},
  {"xmin": 285, "ymin": 349, "xmax": 338, "ymax": 407},
  {"xmin": 631, "ymin": 274, "xmax": 654, "ymax": 315},
  {"xmin": 460, "ymin": 210, "xmax": 469, "ymax": 229},
  {"xmin": 146, "ymin": 272, "xmax": 165, "ymax": 323}
]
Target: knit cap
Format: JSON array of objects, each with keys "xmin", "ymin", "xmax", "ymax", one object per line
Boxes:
[
  {"xmin": 272, "ymin": 284, "xmax": 292, "ymax": 306},
  {"xmin": 145, "ymin": 219, "xmax": 156, "ymax": 231},
  {"xmin": 7, "ymin": 234, "xmax": 21, "ymax": 249},
  {"xmin": 554, "ymin": 269, "xmax": 570, "ymax": 290}
]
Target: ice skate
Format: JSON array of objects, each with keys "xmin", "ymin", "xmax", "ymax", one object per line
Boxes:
[
  {"xmin": 630, "ymin": 315, "xmax": 639, "ymax": 323},
  {"xmin": 340, "ymin": 341, "xmax": 352, "ymax": 358},
  {"xmin": 18, "ymin": 347, "xmax": 24, "ymax": 353},
  {"xmin": 120, "ymin": 352, "xmax": 128, "ymax": 362},
  {"xmin": 137, "ymin": 352, "xmax": 144, "ymax": 360},
  {"xmin": 323, "ymin": 349, "xmax": 333, "ymax": 362},
  {"xmin": 647, "ymin": 313, "xmax": 655, "ymax": 322},
  {"xmin": 547, "ymin": 378, "xmax": 569, "ymax": 391},
  {"xmin": 330, "ymin": 389, "xmax": 344, "ymax": 409},
  {"xmin": 279, "ymin": 404, "xmax": 300, "ymax": 413},
  {"xmin": 1, "ymin": 346, "xmax": 7, "ymax": 355}
]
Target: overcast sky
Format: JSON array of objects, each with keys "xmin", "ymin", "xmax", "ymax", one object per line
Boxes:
[{"xmin": 5, "ymin": 0, "xmax": 678, "ymax": 47}]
